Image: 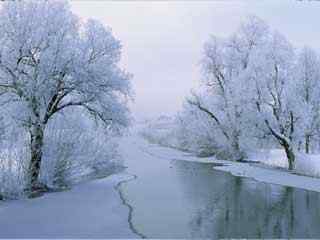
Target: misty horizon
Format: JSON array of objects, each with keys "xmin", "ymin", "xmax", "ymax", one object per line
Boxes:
[{"xmin": 72, "ymin": 0, "xmax": 320, "ymax": 120}]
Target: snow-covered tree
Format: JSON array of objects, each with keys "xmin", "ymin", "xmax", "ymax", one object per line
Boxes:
[
  {"xmin": 187, "ymin": 16, "xmax": 269, "ymax": 160},
  {"xmin": 248, "ymin": 31, "xmax": 297, "ymax": 169},
  {"xmin": 0, "ymin": 1, "xmax": 132, "ymax": 191},
  {"xmin": 171, "ymin": 16, "xmax": 320, "ymax": 171}
]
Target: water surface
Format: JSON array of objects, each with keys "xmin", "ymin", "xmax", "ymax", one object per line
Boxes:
[{"xmin": 121, "ymin": 146, "xmax": 320, "ymax": 239}]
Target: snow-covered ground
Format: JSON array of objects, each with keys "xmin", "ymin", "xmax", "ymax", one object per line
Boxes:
[
  {"xmin": 0, "ymin": 173, "xmax": 138, "ymax": 238},
  {"xmin": 247, "ymin": 149, "xmax": 320, "ymax": 178},
  {"xmin": 213, "ymin": 161, "xmax": 320, "ymax": 193},
  {"xmin": 211, "ymin": 149, "xmax": 320, "ymax": 193}
]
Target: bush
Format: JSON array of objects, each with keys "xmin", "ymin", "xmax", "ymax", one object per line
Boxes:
[{"xmin": 0, "ymin": 140, "xmax": 29, "ymax": 199}]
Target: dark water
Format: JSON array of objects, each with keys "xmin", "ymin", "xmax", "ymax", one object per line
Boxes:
[{"xmin": 121, "ymin": 158, "xmax": 320, "ymax": 239}]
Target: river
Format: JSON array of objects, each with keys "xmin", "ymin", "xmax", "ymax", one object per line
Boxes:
[{"xmin": 118, "ymin": 133, "xmax": 320, "ymax": 239}]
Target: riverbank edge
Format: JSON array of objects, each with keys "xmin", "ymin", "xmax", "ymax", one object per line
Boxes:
[
  {"xmin": 114, "ymin": 173, "xmax": 147, "ymax": 239},
  {"xmin": 211, "ymin": 159, "xmax": 320, "ymax": 193},
  {"xmin": 0, "ymin": 172, "xmax": 140, "ymax": 238},
  {"xmin": 140, "ymin": 136, "xmax": 320, "ymax": 193}
]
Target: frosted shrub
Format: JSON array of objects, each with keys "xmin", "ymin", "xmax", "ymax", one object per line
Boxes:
[
  {"xmin": 0, "ymin": 143, "xmax": 29, "ymax": 199},
  {"xmin": 41, "ymin": 113, "xmax": 122, "ymax": 188}
]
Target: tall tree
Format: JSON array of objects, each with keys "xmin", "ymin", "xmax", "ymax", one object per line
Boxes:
[
  {"xmin": 188, "ymin": 16, "xmax": 268, "ymax": 160},
  {"xmin": 0, "ymin": 1, "xmax": 132, "ymax": 191},
  {"xmin": 248, "ymin": 31, "xmax": 297, "ymax": 169}
]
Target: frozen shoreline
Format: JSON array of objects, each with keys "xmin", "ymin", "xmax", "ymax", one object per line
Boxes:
[
  {"xmin": 0, "ymin": 173, "xmax": 138, "ymax": 238},
  {"xmin": 212, "ymin": 161, "xmax": 320, "ymax": 193}
]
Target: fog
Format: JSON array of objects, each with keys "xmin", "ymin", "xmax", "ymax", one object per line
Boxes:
[{"xmin": 71, "ymin": 0, "xmax": 320, "ymax": 120}]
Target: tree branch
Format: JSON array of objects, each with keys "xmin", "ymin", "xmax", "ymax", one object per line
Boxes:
[{"xmin": 187, "ymin": 94, "xmax": 230, "ymax": 140}]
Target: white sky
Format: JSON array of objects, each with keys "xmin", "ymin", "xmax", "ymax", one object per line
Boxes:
[{"xmin": 71, "ymin": 0, "xmax": 320, "ymax": 120}]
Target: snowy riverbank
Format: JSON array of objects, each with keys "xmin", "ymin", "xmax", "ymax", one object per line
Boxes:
[
  {"xmin": 212, "ymin": 149, "xmax": 320, "ymax": 192},
  {"xmin": 213, "ymin": 161, "xmax": 320, "ymax": 193},
  {"xmin": 138, "ymin": 131, "xmax": 320, "ymax": 193},
  {"xmin": 0, "ymin": 173, "xmax": 138, "ymax": 238},
  {"xmin": 139, "ymin": 119, "xmax": 320, "ymax": 192}
]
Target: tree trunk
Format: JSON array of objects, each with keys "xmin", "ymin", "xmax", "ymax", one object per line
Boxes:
[
  {"xmin": 282, "ymin": 141, "xmax": 295, "ymax": 170},
  {"xmin": 28, "ymin": 124, "xmax": 44, "ymax": 190},
  {"xmin": 232, "ymin": 137, "xmax": 243, "ymax": 161},
  {"xmin": 305, "ymin": 134, "xmax": 310, "ymax": 154}
]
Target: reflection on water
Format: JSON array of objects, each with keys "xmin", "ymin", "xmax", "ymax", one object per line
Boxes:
[
  {"xmin": 174, "ymin": 160, "xmax": 320, "ymax": 239},
  {"xmin": 121, "ymin": 159, "xmax": 320, "ymax": 239}
]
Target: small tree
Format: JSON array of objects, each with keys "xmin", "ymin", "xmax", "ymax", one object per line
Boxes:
[{"xmin": 0, "ymin": 1, "xmax": 132, "ymax": 191}]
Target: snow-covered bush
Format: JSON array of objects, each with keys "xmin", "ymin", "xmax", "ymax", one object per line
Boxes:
[
  {"xmin": 0, "ymin": 126, "xmax": 29, "ymax": 199},
  {"xmin": 41, "ymin": 111, "xmax": 122, "ymax": 188},
  {"xmin": 0, "ymin": 149, "xmax": 28, "ymax": 199}
]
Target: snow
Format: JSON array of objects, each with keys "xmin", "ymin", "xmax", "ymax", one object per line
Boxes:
[
  {"xmin": 247, "ymin": 149, "xmax": 289, "ymax": 168},
  {"xmin": 295, "ymin": 153, "xmax": 320, "ymax": 177},
  {"xmin": 208, "ymin": 148, "xmax": 320, "ymax": 193},
  {"xmin": 212, "ymin": 161, "xmax": 320, "ymax": 193},
  {"xmin": 247, "ymin": 149, "xmax": 320, "ymax": 178},
  {"xmin": 0, "ymin": 173, "xmax": 138, "ymax": 238}
]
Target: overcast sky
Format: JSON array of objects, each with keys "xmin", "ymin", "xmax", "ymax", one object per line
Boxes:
[{"xmin": 71, "ymin": 0, "xmax": 320, "ymax": 120}]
